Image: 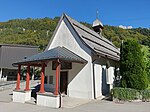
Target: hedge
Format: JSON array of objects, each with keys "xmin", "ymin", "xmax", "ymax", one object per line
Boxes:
[
  {"xmin": 111, "ymin": 87, "xmax": 150, "ymax": 101},
  {"xmin": 111, "ymin": 87, "xmax": 138, "ymax": 101},
  {"xmin": 141, "ymin": 90, "xmax": 150, "ymax": 101}
]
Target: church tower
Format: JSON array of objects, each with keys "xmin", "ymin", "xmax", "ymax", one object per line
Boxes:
[{"xmin": 92, "ymin": 11, "xmax": 104, "ymax": 34}]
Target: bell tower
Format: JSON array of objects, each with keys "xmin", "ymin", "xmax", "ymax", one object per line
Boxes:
[{"xmin": 92, "ymin": 11, "xmax": 104, "ymax": 34}]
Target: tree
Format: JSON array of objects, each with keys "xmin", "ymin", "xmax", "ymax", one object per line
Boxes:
[
  {"xmin": 120, "ymin": 38, "xmax": 148, "ymax": 90},
  {"xmin": 141, "ymin": 45, "xmax": 150, "ymax": 83}
]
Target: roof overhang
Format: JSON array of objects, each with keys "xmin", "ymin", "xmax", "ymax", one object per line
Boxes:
[
  {"xmin": 13, "ymin": 46, "xmax": 87, "ymax": 67},
  {"xmin": 94, "ymin": 48, "xmax": 120, "ymax": 61}
]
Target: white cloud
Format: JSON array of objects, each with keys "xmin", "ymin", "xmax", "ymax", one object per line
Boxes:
[
  {"xmin": 127, "ymin": 26, "xmax": 133, "ymax": 29},
  {"xmin": 119, "ymin": 25, "xmax": 133, "ymax": 29}
]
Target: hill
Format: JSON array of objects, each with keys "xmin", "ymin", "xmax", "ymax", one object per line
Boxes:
[
  {"xmin": 0, "ymin": 17, "xmax": 60, "ymax": 50},
  {"xmin": 0, "ymin": 17, "xmax": 149, "ymax": 51}
]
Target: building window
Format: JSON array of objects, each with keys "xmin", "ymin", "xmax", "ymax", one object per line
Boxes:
[{"xmin": 52, "ymin": 61, "xmax": 72, "ymax": 70}]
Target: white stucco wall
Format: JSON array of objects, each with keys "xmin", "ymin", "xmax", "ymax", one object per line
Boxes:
[
  {"xmin": 93, "ymin": 58, "xmax": 116, "ymax": 96},
  {"xmin": 107, "ymin": 67, "xmax": 115, "ymax": 85},
  {"xmin": 94, "ymin": 64, "xmax": 102, "ymax": 98},
  {"xmin": 107, "ymin": 67, "xmax": 115, "ymax": 90},
  {"xmin": 45, "ymin": 20, "xmax": 94, "ymax": 99}
]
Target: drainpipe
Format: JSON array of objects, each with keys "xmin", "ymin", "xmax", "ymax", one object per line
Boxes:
[
  {"xmin": 92, "ymin": 61, "xmax": 96, "ymax": 99},
  {"xmin": 0, "ymin": 68, "xmax": 2, "ymax": 80},
  {"xmin": 58, "ymin": 91, "xmax": 62, "ymax": 108}
]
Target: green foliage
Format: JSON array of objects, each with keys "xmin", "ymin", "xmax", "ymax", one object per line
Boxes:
[
  {"xmin": 147, "ymin": 84, "xmax": 150, "ymax": 90},
  {"xmin": 111, "ymin": 87, "xmax": 138, "ymax": 101},
  {"xmin": 0, "ymin": 17, "xmax": 59, "ymax": 51},
  {"xmin": 132, "ymin": 28, "xmax": 150, "ymax": 37},
  {"xmin": 21, "ymin": 67, "xmax": 41, "ymax": 80},
  {"xmin": 0, "ymin": 17, "xmax": 150, "ymax": 51},
  {"xmin": 102, "ymin": 25, "xmax": 149, "ymax": 48},
  {"xmin": 120, "ymin": 39, "xmax": 148, "ymax": 90},
  {"xmin": 141, "ymin": 45, "xmax": 150, "ymax": 83},
  {"xmin": 141, "ymin": 89, "xmax": 150, "ymax": 101},
  {"xmin": 112, "ymin": 87, "xmax": 150, "ymax": 101}
]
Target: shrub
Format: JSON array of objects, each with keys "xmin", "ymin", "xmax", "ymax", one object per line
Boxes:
[
  {"xmin": 111, "ymin": 87, "xmax": 138, "ymax": 101},
  {"xmin": 120, "ymin": 38, "xmax": 148, "ymax": 90},
  {"xmin": 141, "ymin": 90, "xmax": 150, "ymax": 101},
  {"xmin": 141, "ymin": 45, "xmax": 150, "ymax": 84}
]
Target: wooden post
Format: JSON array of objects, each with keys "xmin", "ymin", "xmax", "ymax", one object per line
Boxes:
[
  {"xmin": 54, "ymin": 59, "xmax": 60, "ymax": 95},
  {"xmin": 25, "ymin": 65, "xmax": 30, "ymax": 91},
  {"xmin": 15, "ymin": 65, "xmax": 21, "ymax": 90},
  {"xmin": 39, "ymin": 64, "xmax": 45, "ymax": 93}
]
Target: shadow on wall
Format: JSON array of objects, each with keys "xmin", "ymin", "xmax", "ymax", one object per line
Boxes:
[
  {"xmin": 68, "ymin": 62, "xmax": 87, "ymax": 85},
  {"xmin": 102, "ymin": 67, "xmax": 110, "ymax": 96}
]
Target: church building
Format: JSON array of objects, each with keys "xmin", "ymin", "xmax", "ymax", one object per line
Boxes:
[{"xmin": 13, "ymin": 13, "xmax": 120, "ymax": 108}]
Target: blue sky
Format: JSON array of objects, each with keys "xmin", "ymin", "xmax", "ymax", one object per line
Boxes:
[{"xmin": 0, "ymin": 0, "xmax": 149, "ymax": 28}]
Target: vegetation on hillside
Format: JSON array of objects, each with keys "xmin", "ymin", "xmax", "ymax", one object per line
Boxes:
[
  {"xmin": 103, "ymin": 26, "xmax": 149, "ymax": 47},
  {"xmin": 0, "ymin": 17, "xmax": 60, "ymax": 50},
  {"xmin": 0, "ymin": 17, "xmax": 149, "ymax": 51}
]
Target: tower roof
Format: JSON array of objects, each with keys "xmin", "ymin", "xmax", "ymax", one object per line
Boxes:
[{"xmin": 92, "ymin": 18, "xmax": 103, "ymax": 27}]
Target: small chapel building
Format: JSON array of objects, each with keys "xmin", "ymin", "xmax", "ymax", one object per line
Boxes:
[{"xmin": 13, "ymin": 13, "xmax": 120, "ymax": 107}]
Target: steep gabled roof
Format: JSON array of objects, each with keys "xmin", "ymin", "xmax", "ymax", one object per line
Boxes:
[{"xmin": 46, "ymin": 13, "xmax": 120, "ymax": 61}]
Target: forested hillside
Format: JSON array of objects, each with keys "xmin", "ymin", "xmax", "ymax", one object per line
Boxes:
[
  {"xmin": 0, "ymin": 17, "xmax": 149, "ymax": 51},
  {"xmin": 0, "ymin": 17, "xmax": 60, "ymax": 50}
]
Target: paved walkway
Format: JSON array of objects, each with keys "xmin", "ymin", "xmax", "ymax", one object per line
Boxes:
[
  {"xmin": 63, "ymin": 97, "xmax": 91, "ymax": 108},
  {"xmin": 0, "ymin": 80, "xmax": 40, "ymax": 103}
]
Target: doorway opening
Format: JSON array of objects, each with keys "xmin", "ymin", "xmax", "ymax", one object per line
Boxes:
[{"xmin": 60, "ymin": 71, "xmax": 68, "ymax": 95}]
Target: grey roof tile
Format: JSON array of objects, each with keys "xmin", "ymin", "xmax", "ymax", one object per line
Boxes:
[
  {"xmin": 64, "ymin": 14, "xmax": 120, "ymax": 61},
  {"xmin": 13, "ymin": 46, "xmax": 87, "ymax": 65}
]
